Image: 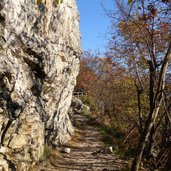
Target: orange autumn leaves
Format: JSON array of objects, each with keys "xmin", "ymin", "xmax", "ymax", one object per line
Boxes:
[{"xmin": 75, "ymin": 57, "xmax": 97, "ymax": 93}]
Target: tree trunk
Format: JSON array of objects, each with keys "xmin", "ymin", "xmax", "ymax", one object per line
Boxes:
[
  {"xmin": 146, "ymin": 125, "xmax": 156, "ymax": 157},
  {"xmin": 131, "ymin": 42, "xmax": 171, "ymax": 171},
  {"xmin": 145, "ymin": 61, "xmax": 156, "ymax": 158},
  {"xmin": 131, "ymin": 105, "xmax": 162, "ymax": 171},
  {"xmin": 135, "ymin": 83, "xmax": 143, "ymax": 133}
]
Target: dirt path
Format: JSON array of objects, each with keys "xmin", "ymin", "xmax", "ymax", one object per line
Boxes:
[{"xmin": 42, "ymin": 113, "xmax": 128, "ymax": 171}]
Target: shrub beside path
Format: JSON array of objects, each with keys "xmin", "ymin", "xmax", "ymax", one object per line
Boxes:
[{"xmin": 42, "ymin": 112, "xmax": 129, "ymax": 171}]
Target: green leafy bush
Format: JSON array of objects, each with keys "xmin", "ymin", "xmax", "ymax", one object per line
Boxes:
[
  {"xmin": 82, "ymin": 105, "xmax": 90, "ymax": 116},
  {"xmin": 80, "ymin": 95, "xmax": 96, "ymax": 111}
]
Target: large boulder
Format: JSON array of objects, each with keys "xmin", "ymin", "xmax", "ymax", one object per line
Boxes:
[
  {"xmin": 70, "ymin": 97, "xmax": 83, "ymax": 113},
  {"xmin": 0, "ymin": 0, "xmax": 81, "ymax": 170}
]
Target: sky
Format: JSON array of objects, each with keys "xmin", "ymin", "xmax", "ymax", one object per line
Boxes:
[{"xmin": 76, "ymin": 0, "xmax": 115, "ymax": 53}]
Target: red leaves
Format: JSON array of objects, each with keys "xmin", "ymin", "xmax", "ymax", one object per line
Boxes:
[
  {"xmin": 148, "ymin": 4, "xmax": 157, "ymax": 17},
  {"xmin": 150, "ymin": 8, "xmax": 157, "ymax": 16},
  {"xmin": 76, "ymin": 59, "xmax": 97, "ymax": 92},
  {"xmin": 139, "ymin": 14, "xmax": 148, "ymax": 21}
]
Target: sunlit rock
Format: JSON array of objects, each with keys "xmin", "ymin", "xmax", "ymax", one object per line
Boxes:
[{"xmin": 0, "ymin": 0, "xmax": 81, "ymax": 169}]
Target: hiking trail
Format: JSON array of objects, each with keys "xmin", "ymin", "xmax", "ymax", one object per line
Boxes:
[{"xmin": 42, "ymin": 113, "xmax": 128, "ymax": 171}]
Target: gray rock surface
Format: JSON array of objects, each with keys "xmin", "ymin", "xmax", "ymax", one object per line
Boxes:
[
  {"xmin": 70, "ymin": 97, "xmax": 83, "ymax": 114},
  {"xmin": 0, "ymin": 0, "xmax": 81, "ymax": 170}
]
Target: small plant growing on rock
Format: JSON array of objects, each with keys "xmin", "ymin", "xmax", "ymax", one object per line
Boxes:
[
  {"xmin": 39, "ymin": 144, "xmax": 52, "ymax": 161},
  {"xmin": 37, "ymin": 0, "xmax": 63, "ymax": 5},
  {"xmin": 54, "ymin": 0, "xmax": 63, "ymax": 5}
]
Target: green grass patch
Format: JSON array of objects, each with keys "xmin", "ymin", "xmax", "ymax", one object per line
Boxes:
[{"xmin": 39, "ymin": 144, "xmax": 53, "ymax": 161}]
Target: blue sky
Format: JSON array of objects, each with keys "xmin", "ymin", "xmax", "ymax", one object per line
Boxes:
[{"xmin": 76, "ymin": 0, "xmax": 114, "ymax": 53}]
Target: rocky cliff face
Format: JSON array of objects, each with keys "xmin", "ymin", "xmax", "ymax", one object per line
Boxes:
[{"xmin": 0, "ymin": 0, "xmax": 81, "ymax": 170}]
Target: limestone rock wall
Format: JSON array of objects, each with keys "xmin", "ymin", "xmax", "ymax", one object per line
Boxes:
[{"xmin": 0, "ymin": 0, "xmax": 81, "ymax": 170}]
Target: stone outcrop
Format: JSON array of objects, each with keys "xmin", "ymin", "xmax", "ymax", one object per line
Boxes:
[
  {"xmin": 0, "ymin": 0, "xmax": 81, "ymax": 170},
  {"xmin": 70, "ymin": 97, "xmax": 83, "ymax": 114}
]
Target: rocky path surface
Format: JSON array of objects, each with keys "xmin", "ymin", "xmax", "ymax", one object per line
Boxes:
[{"xmin": 42, "ymin": 113, "xmax": 128, "ymax": 171}]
